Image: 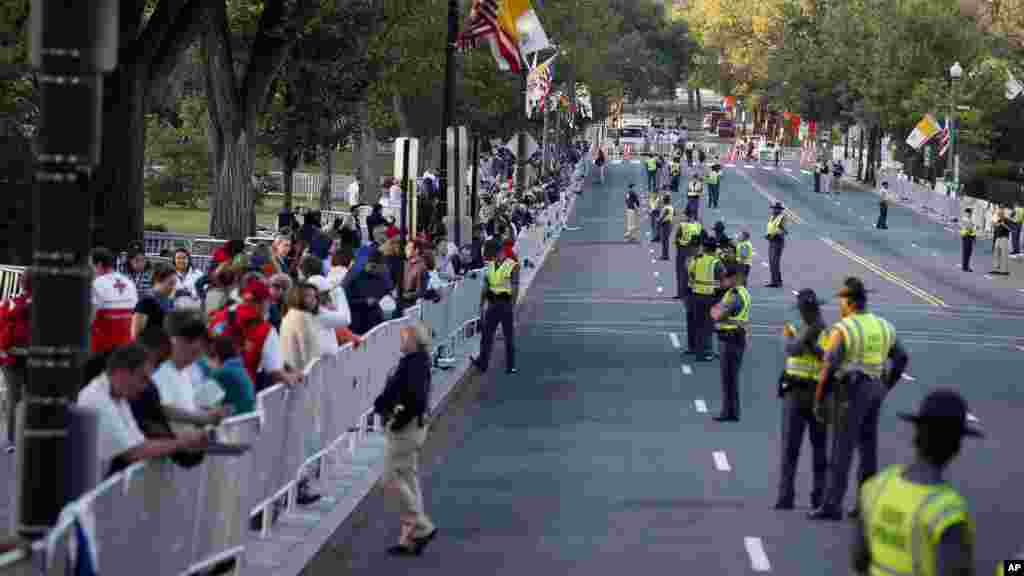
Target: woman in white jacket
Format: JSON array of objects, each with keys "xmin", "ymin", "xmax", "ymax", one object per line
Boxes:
[{"xmin": 307, "ymin": 275, "xmax": 351, "ymax": 356}]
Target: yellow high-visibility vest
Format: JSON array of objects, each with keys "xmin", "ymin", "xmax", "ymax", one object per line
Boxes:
[
  {"xmin": 645, "ymin": 157, "xmax": 657, "ymax": 171},
  {"xmin": 1013, "ymin": 206, "xmax": 1023, "ymax": 223},
  {"xmin": 961, "ymin": 223, "xmax": 977, "ymax": 238},
  {"xmin": 670, "ymin": 162, "xmax": 680, "ymax": 176},
  {"xmin": 785, "ymin": 330, "xmax": 829, "ymax": 381},
  {"xmin": 661, "ymin": 204, "xmax": 674, "ymax": 223},
  {"xmin": 833, "ymin": 312, "xmax": 895, "ymax": 379},
  {"xmin": 715, "ymin": 286, "xmax": 750, "ymax": 332},
  {"xmin": 676, "ymin": 221, "xmax": 702, "ymax": 246},
  {"xmin": 688, "ymin": 255, "xmax": 720, "ymax": 295},
  {"xmin": 706, "ymin": 171, "xmax": 721, "ymax": 185},
  {"xmin": 860, "ymin": 465, "xmax": 974, "ymax": 576},
  {"xmin": 766, "ymin": 214, "xmax": 785, "ymax": 237},
  {"xmin": 486, "ymin": 259, "xmax": 517, "ymax": 295},
  {"xmin": 736, "ymin": 240, "xmax": 753, "ymax": 265}
]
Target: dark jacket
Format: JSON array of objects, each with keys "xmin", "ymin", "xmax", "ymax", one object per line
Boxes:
[
  {"xmin": 374, "ymin": 350, "xmax": 431, "ymax": 431},
  {"xmin": 346, "ymin": 265, "xmax": 393, "ymax": 335}
]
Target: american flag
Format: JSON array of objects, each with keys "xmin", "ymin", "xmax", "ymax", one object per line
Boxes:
[
  {"xmin": 456, "ymin": 0, "xmax": 522, "ymax": 72},
  {"xmin": 937, "ymin": 117, "xmax": 951, "ymax": 157}
]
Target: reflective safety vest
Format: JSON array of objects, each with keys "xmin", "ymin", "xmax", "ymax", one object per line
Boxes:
[
  {"xmin": 785, "ymin": 329, "xmax": 829, "ymax": 381},
  {"xmin": 670, "ymin": 162, "xmax": 681, "ymax": 176},
  {"xmin": 677, "ymin": 222, "xmax": 703, "ymax": 246},
  {"xmin": 766, "ymin": 214, "xmax": 785, "ymax": 238},
  {"xmin": 960, "ymin": 222, "xmax": 977, "ymax": 238},
  {"xmin": 833, "ymin": 312, "xmax": 895, "ymax": 379},
  {"xmin": 486, "ymin": 259, "xmax": 517, "ymax": 295},
  {"xmin": 715, "ymin": 286, "xmax": 750, "ymax": 333},
  {"xmin": 648, "ymin": 193, "xmax": 660, "ymax": 211},
  {"xmin": 1013, "ymin": 206, "xmax": 1024, "ymax": 224},
  {"xmin": 736, "ymin": 240, "xmax": 753, "ymax": 265},
  {"xmin": 706, "ymin": 171, "xmax": 721, "ymax": 185},
  {"xmin": 860, "ymin": 465, "xmax": 974, "ymax": 576},
  {"xmin": 645, "ymin": 157, "xmax": 657, "ymax": 172},
  {"xmin": 689, "ymin": 255, "xmax": 720, "ymax": 295},
  {"xmin": 661, "ymin": 204, "xmax": 675, "ymax": 223}
]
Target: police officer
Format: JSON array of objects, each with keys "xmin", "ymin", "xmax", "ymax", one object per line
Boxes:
[
  {"xmin": 710, "ymin": 263, "xmax": 749, "ymax": 422},
  {"xmin": 875, "ymin": 181, "xmax": 890, "ymax": 229},
  {"xmin": 851, "ymin": 389, "xmax": 981, "ymax": 576},
  {"xmin": 687, "ymin": 174, "xmax": 703, "ymax": 220},
  {"xmin": 765, "ymin": 202, "xmax": 787, "ymax": 288},
  {"xmin": 648, "ymin": 187, "xmax": 662, "ymax": 243},
  {"xmin": 624, "ymin": 183, "xmax": 641, "ymax": 242},
  {"xmin": 673, "ymin": 209, "xmax": 702, "ymax": 300},
  {"xmin": 670, "ymin": 156, "xmax": 682, "ymax": 193},
  {"xmin": 645, "ymin": 154, "xmax": 658, "ymax": 193},
  {"xmin": 735, "ymin": 230, "xmax": 753, "ymax": 286},
  {"xmin": 775, "ymin": 289, "xmax": 829, "ymax": 510},
  {"xmin": 706, "ymin": 164, "xmax": 722, "ymax": 209},
  {"xmin": 687, "ymin": 235, "xmax": 723, "ymax": 361},
  {"xmin": 660, "ymin": 194, "xmax": 675, "ymax": 261},
  {"xmin": 809, "ymin": 277, "xmax": 910, "ymax": 521},
  {"xmin": 472, "ymin": 239, "xmax": 519, "ymax": 375},
  {"xmin": 961, "ymin": 207, "xmax": 976, "ymax": 272}
]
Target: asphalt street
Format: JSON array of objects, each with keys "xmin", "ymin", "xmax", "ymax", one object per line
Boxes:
[{"xmin": 318, "ymin": 157, "xmax": 1024, "ymax": 575}]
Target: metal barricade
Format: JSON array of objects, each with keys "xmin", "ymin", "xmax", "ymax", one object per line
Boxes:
[{"xmin": 0, "ymin": 266, "xmax": 25, "ymax": 300}]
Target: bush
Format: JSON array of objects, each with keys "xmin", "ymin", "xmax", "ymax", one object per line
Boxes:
[{"xmin": 144, "ymin": 222, "xmax": 168, "ymax": 232}]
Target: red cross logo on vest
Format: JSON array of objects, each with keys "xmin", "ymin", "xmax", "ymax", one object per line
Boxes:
[{"xmin": 112, "ymin": 278, "xmax": 127, "ymax": 294}]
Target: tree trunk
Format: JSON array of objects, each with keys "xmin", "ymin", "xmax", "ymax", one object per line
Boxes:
[
  {"xmin": 209, "ymin": 126, "xmax": 257, "ymax": 239},
  {"xmin": 358, "ymin": 100, "xmax": 378, "ymax": 205},
  {"xmin": 687, "ymin": 88, "xmax": 695, "ymax": 112},
  {"xmin": 318, "ymin": 143, "xmax": 334, "ymax": 210},
  {"xmin": 393, "ymin": 93, "xmax": 410, "ymax": 136},
  {"xmin": 282, "ymin": 151, "xmax": 298, "ymax": 212},
  {"xmin": 93, "ymin": 62, "xmax": 147, "ymax": 250},
  {"xmin": 695, "ymin": 89, "xmax": 702, "ymax": 113}
]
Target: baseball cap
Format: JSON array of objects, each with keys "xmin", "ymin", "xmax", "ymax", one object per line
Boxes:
[{"xmin": 897, "ymin": 389, "xmax": 983, "ymax": 437}]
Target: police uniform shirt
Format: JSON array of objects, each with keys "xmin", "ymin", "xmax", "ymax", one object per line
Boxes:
[
  {"xmin": 716, "ymin": 288, "xmax": 747, "ymax": 324},
  {"xmin": 822, "ymin": 321, "xmax": 909, "ymax": 387},
  {"xmin": 784, "ymin": 322, "xmax": 826, "ymax": 360},
  {"xmin": 851, "ymin": 461, "xmax": 972, "ymax": 575}
]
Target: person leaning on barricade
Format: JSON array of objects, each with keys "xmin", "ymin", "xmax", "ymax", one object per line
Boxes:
[{"xmin": 374, "ymin": 321, "xmax": 438, "ymax": 556}]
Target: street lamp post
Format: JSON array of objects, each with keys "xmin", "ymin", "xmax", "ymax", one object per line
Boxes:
[{"xmin": 948, "ymin": 61, "xmax": 962, "ymax": 199}]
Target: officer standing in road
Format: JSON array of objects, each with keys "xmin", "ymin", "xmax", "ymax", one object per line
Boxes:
[
  {"xmin": 775, "ymin": 289, "xmax": 829, "ymax": 510},
  {"xmin": 687, "ymin": 235, "xmax": 723, "ymax": 361},
  {"xmin": 706, "ymin": 164, "xmax": 722, "ymax": 210},
  {"xmin": 670, "ymin": 156, "xmax": 682, "ymax": 194},
  {"xmin": 673, "ymin": 208, "xmax": 702, "ymax": 300},
  {"xmin": 960, "ymin": 207, "xmax": 976, "ymax": 272},
  {"xmin": 660, "ymin": 193, "xmax": 675, "ymax": 261},
  {"xmin": 687, "ymin": 174, "xmax": 704, "ymax": 220},
  {"xmin": 710, "ymin": 263, "xmax": 749, "ymax": 422},
  {"xmin": 851, "ymin": 389, "xmax": 981, "ymax": 576},
  {"xmin": 648, "ymin": 187, "xmax": 662, "ymax": 243},
  {"xmin": 765, "ymin": 202, "xmax": 787, "ymax": 288},
  {"xmin": 735, "ymin": 229, "xmax": 753, "ymax": 286},
  {"xmin": 809, "ymin": 277, "xmax": 910, "ymax": 521},
  {"xmin": 624, "ymin": 183, "xmax": 641, "ymax": 242},
  {"xmin": 876, "ymin": 181, "xmax": 890, "ymax": 229},
  {"xmin": 472, "ymin": 239, "xmax": 519, "ymax": 375},
  {"xmin": 645, "ymin": 154, "xmax": 658, "ymax": 193}
]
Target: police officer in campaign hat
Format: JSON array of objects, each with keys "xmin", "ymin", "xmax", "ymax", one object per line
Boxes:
[
  {"xmin": 472, "ymin": 239, "xmax": 519, "ymax": 375},
  {"xmin": 687, "ymin": 234, "xmax": 724, "ymax": 361},
  {"xmin": 851, "ymin": 389, "xmax": 981, "ymax": 576},
  {"xmin": 765, "ymin": 202, "xmax": 787, "ymax": 287},
  {"xmin": 775, "ymin": 288, "xmax": 829, "ymax": 509},
  {"xmin": 809, "ymin": 277, "xmax": 910, "ymax": 521},
  {"xmin": 710, "ymin": 263, "xmax": 750, "ymax": 422}
]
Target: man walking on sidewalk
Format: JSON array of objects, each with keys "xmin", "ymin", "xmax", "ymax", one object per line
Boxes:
[{"xmin": 991, "ymin": 206, "xmax": 1011, "ymax": 275}]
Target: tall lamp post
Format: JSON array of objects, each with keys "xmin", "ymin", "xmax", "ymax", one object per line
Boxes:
[{"xmin": 948, "ymin": 61, "xmax": 963, "ymax": 198}]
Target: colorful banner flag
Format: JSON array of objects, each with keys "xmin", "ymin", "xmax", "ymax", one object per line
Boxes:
[
  {"xmin": 905, "ymin": 114, "xmax": 941, "ymax": 150},
  {"xmin": 457, "ymin": 0, "xmax": 523, "ymax": 72},
  {"xmin": 526, "ymin": 54, "xmax": 556, "ymax": 118},
  {"xmin": 503, "ymin": 0, "xmax": 552, "ymax": 56}
]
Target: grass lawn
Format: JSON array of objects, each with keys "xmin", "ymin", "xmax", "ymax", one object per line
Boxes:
[{"xmin": 145, "ymin": 196, "xmax": 343, "ymax": 235}]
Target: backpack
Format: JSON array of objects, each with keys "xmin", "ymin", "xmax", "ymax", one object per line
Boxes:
[{"xmin": 0, "ymin": 295, "xmax": 31, "ymax": 367}]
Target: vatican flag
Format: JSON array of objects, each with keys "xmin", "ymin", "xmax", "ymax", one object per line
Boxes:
[
  {"xmin": 500, "ymin": 0, "xmax": 552, "ymax": 56},
  {"xmin": 905, "ymin": 114, "xmax": 940, "ymax": 150}
]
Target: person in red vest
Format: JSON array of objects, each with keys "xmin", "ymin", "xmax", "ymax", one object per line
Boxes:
[
  {"xmin": 90, "ymin": 247, "xmax": 138, "ymax": 356},
  {"xmin": 0, "ymin": 271, "xmax": 31, "ymax": 451}
]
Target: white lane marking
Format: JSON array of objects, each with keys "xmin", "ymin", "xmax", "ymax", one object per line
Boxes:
[
  {"xmin": 911, "ymin": 243, "xmax": 919, "ymax": 248},
  {"xmin": 669, "ymin": 332, "xmax": 681, "ymax": 348},
  {"xmin": 631, "ymin": 159, "xmax": 643, "ymax": 165},
  {"xmin": 791, "ymin": 290, "xmax": 799, "ymax": 296},
  {"xmin": 1018, "ymin": 289, "xmax": 1024, "ymax": 293},
  {"xmin": 902, "ymin": 374, "xmax": 916, "ymax": 382},
  {"xmin": 744, "ymin": 537, "xmax": 772, "ymax": 572},
  {"xmin": 725, "ymin": 163, "xmax": 737, "ymax": 168},
  {"xmin": 611, "ymin": 159, "xmax": 623, "ymax": 165},
  {"xmin": 654, "ymin": 271, "xmax": 660, "ymax": 277},
  {"xmin": 682, "ymin": 364, "xmax": 693, "ymax": 375},
  {"xmin": 761, "ymin": 262, "xmax": 769, "ymax": 267},
  {"xmin": 744, "ymin": 164, "xmax": 755, "ymax": 169},
  {"xmin": 713, "ymin": 451, "xmax": 731, "ymax": 471},
  {"xmin": 656, "ymin": 286, "xmax": 663, "ymax": 293},
  {"xmin": 783, "ymin": 168, "xmax": 793, "ymax": 172},
  {"xmin": 651, "ymin": 259, "xmax": 657, "ymax": 264},
  {"xmin": 763, "ymin": 166, "xmax": 775, "ymax": 171},
  {"xmin": 694, "ymin": 398, "xmax": 708, "ymax": 413},
  {"xmin": 985, "ymin": 274, "xmax": 993, "ymax": 280},
  {"xmin": 966, "ymin": 412, "xmax": 980, "ymax": 424}
]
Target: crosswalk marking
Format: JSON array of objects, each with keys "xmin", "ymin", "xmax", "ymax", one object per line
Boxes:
[
  {"xmin": 682, "ymin": 364, "xmax": 693, "ymax": 375},
  {"xmin": 725, "ymin": 163, "xmax": 737, "ymax": 168},
  {"xmin": 744, "ymin": 165, "xmax": 755, "ymax": 169},
  {"xmin": 611, "ymin": 159, "xmax": 623, "ymax": 165},
  {"xmin": 744, "ymin": 537, "xmax": 772, "ymax": 572},
  {"xmin": 694, "ymin": 398, "xmax": 708, "ymax": 413},
  {"xmin": 668, "ymin": 332, "xmax": 681, "ymax": 349},
  {"xmin": 783, "ymin": 168, "xmax": 793, "ymax": 172},
  {"xmin": 713, "ymin": 451, "xmax": 731, "ymax": 471},
  {"xmin": 902, "ymin": 374, "xmax": 916, "ymax": 382},
  {"xmin": 762, "ymin": 166, "xmax": 775, "ymax": 171}
]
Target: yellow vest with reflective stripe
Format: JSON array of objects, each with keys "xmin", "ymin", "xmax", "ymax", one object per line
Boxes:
[
  {"xmin": 706, "ymin": 171, "xmax": 720, "ymax": 185},
  {"xmin": 1013, "ymin": 206, "xmax": 1024, "ymax": 223},
  {"xmin": 670, "ymin": 162, "xmax": 680, "ymax": 176},
  {"xmin": 677, "ymin": 222, "xmax": 702, "ymax": 246},
  {"xmin": 785, "ymin": 330, "xmax": 829, "ymax": 381},
  {"xmin": 834, "ymin": 312, "xmax": 894, "ymax": 379},
  {"xmin": 648, "ymin": 193, "xmax": 659, "ymax": 210},
  {"xmin": 736, "ymin": 240, "xmax": 753, "ymax": 265},
  {"xmin": 661, "ymin": 204, "xmax": 674, "ymax": 223},
  {"xmin": 486, "ymin": 259, "xmax": 517, "ymax": 295},
  {"xmin": 961, "ymin": 222, "xmax": 977, "ymax": 237},
  {"xmin": 715, "ymin": 286, "xmax": 750, "ymax": 332},
  {"xmin": 860, "ymin": 465, "xmax": 973, "ymax": 576},
  {"xmin": 767, "ymin": 214, "xmax": 785, "ymax": 237},
  {"xmin": 689, "ymin": 255, "xmax": 720, "ymax": 295},
  {"xmin": 645, "ymin": 158, "xmax": 657, "ymax": 171}
]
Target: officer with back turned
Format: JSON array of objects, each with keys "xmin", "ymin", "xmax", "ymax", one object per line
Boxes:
[
  {"xmin": 809, "ymin": 277, "xmax": 910, "ymax": 521},
  {"xmin": 775, "ymin": 289, "xmax": 829, "ymax": 510},
  {"xmin": 687, "ymin": 235, "xmax": 723, "ymax": 361},
  {"xmin": 710, "ymin": 263, "xmax": 749, "ymax": 422},
  {"xmin": 673, "ymin": 209, "xmax": 702, "ymax": 300},
  {"xmin": 735, "ymin": 229, "xmax": 753, "ymax": 286},
  {"xmin": 851, "ymin": 389, "xmax": 981, "ymax": 576},
  {"xmin": 471, "ymin": 239, "xmax": 518, "ymax": 375}
]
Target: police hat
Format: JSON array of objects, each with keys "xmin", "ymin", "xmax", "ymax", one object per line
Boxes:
[
  {"xmin": 835, "ymin": 276, "xmax": 869, "ymax": 300},
  {"xmin": 702, "ymin": 235, "xmax": 718, "ymax": 249},
  {"xmin": 795, "ymin": 288, "xmax": 825, "ymax": 308},
  {"xmin": 897, "ymin": 389, "xmax": 983, "ymax": 438},
  {"xmin": 771, "ymin": 202, "xmax": 785, "ymax": 211}
]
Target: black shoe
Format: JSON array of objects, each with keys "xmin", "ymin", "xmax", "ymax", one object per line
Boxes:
[
  {"xmin": 696, "ymin": 354, "xmax": 714, "ymax": 362},
  {"xmin": 470, "ymin": 357, "xmax": 487, "ymax": 373},
  {"xmin": 4, "ymin": 445, "xmax": 13, "ymax": 454},
  {"xmin": 773, "ymin": 499, "xmax": 795, "ymax": 510},
  {"xmin": 712, "ymin": 414, "xmax": 738, "ymax": 422},
  {"xmin": 296, "ymin": 489, "xmax": 321, "ymax": 507},
  {"xmin": 387, "ymin": 544, "xmax": 420, "ymax": 557},
  {"xmin": 847, "ymin": 506, "xmax": 860, "ymax": 519},
  {"xmin": 811, "ymin": 494, "xmax": 823, "ymax": 510},
  {"xmin": 506, "ymin": 367, "xmax": 518, "ymax": 375},
  {"xmin": 672, "ymin": 295, "xmax": 683, "ymax": 300},
  {"xmin": 412, "ymin": 528, "xmax": 438, "ymax": 554},
  {"xmin": 962, "ymin": 267, "xmax": 971, "ymax": 272},
  {"xmin": 764, "ymin": 282, "xmax": 778, "ymax": 288},
  {"xmin": 807, "ymin": 506, "xmax": 843, "ymax": 521}
]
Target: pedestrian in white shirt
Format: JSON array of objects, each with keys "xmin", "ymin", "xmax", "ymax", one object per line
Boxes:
[
  {"xmin": 77, "ymin": 344, "xmax": 208, "ymax": 476},
  {"xmin": 347, "ymin": 178, "xmax": 360, "ymax": 208},
  {"xmin": 152, "ymin": 311, "xmax": 228, "ymax": 426},
  {"xmin": 307, "ymin": 275, "xmax": 351, "ymax": 356}
]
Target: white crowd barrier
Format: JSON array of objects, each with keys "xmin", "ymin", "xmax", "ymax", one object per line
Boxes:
[{"xmin": 11, "ymin": 166, "xmax": 579, "ymax": 576}]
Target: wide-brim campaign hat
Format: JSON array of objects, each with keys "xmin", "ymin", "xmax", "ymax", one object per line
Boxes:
[
  {"xmin": 794, "ymin": 288, "xmax": 825, "ymax": 308},
  {"xmin": 897, "ymin": 389, "xmax": 983, "ymax": 437},
  {"xmin": 771, "ymin": 202, "xmax": 784, "ymax": 211}
]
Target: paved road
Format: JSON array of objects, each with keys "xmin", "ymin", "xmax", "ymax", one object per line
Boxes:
[{"xmin": 316, "ymin": 159, "xmax": 1024, "ymax": 574}]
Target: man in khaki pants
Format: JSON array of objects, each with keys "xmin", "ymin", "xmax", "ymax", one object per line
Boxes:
[
  {"xmin": 625, "ymin": 183, "xmax": 640, "ymax": 241},
  {"xmin": 991, "ymin": 206, "xmax": 1011, "ymax": 275}
]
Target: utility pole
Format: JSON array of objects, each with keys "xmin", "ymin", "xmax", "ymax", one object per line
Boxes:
[
  {"xmin": 517, "ymin": 69, "xmax": 528, "ymax": 195},
  {"xmin": 18, "ymin": 0, "xmax": 119, "ymax": 539},
  {"xmin": 440, "ymin": 0, "xmax": 458, "ymax": 237}
]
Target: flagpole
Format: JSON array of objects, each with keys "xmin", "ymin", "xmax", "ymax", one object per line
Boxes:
[{"xmin": 441, "ymin": 0, "xmax": 458, "ymax": 242}]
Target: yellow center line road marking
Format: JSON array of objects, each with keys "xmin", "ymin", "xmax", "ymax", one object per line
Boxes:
[
  {"xmin": 736, "ymin": 169, "xmax": 805, "ymax": 224},
  {"xmin": 820, "ymin": 237, "xmax": 947, "ymax": 308}
]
